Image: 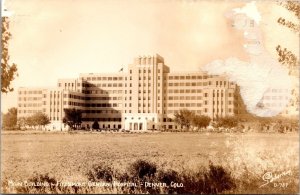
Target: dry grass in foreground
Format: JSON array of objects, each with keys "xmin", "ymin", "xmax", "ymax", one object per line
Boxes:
[{"xmin": 1, "ymin": 132, "xmax": 299, "ymax": 194}]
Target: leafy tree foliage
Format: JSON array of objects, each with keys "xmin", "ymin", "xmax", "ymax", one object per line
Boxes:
[
  {"xmin": 17, "ymin": 117, "xmax": 26, "ymax": 129},
  {"xmin": 215, "ymin": 116, "xmax": 238, "ymax": 128},
  {"xmin": 174, "ymin": 109, "xmax": 211, "ymax": 130},
  {"xmin": 63, "ymin": 108, "xmax": 82, "ymax": 130},
  {"xmin": 276, "ymin": 1, "xmax": 300, "ymax": 75},
  {"xmin": 1, "ymin": 17, "xmax": 18, "ymax": 93},
  {"xmin": 2, "ymin": 107, "xmax": 17, "ymax": 130},
  {"xmin": 18, "ymin": 112, "xmax": 50, "ymax": 129},
  {"xmin": 25, "ymin": 115, "xmax": 36, "ymax": 128},
  {"xmin": 192, "ymin": 114, "xmax": 211, "ymax": 129},
  {"xmin": 33, "ymin": 112, "xmax": 50, "ymax": 127},
  {"xmin": 174, "ymin": 109, "xmax": 194, "ymax": 129}
]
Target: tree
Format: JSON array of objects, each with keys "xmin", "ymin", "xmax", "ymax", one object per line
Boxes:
[
  {"xmin": 192, "ymin": 115, "xmax": 211, "ymax": 129},
  {"xmin": 2, "ymin": 107, "xmax": 17, "ymax": 130},
  {"xmin": 63, "ymin": 108, "xmax": 82, "ymax": 130},
  {"xmin": 276, "ymin": 1, "xmax": 300, "ymax": 75},
  {"xmin": 92, "ymin": 120, "xmax": 100, "ymax": 130},
  {"xmin": 174, "ymin": 109, "xmax": 194, "ymax": 130},
  {"xmin": 32, "ymin": 112, "xmax": 50, "ymax": 129},
  {"xmin": 17, "ymin": 117, "xmax": 27, "ymax": 130},
  {"xmin": 25, "ymin": 115, "xmax": 35, "ymax": 129},
  {"xmin": 216, "ymin": 116, "xmax": 238, "ymax": 128},
  {"xmin": 1, "ymin": 16, "xmax": 18, "ymax": 93}
]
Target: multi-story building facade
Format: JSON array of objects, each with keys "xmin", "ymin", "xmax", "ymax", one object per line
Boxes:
[{"xmin": 17, "ymin": 54, "xmax": 243, "ymax": 130}]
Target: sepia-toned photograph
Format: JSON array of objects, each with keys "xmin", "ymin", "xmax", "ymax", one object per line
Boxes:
[{"xmin": 1, "ymin": 0, "xmax": 299, "ymax": 194}]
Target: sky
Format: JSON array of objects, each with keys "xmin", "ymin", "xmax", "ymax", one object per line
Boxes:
[{"xmin": 1, "ymin": 0, "xmax": 299, "ymax": 113}]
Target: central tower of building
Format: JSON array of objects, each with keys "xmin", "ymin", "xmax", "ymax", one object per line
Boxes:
[{"xmin": 123, "ymin": 54, "xmax": 169, "ymax": 130}]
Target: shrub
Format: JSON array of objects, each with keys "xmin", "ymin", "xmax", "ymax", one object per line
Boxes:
[
  {"xmin": 204, "ymin": 162, "xmax": 236, "ymax": 193},
  {"xmin": 5, "ymin": 160, "xmax": 237, "ymax": 194},
  {"xmin": 87, "ymin": 163, "xmax": 113, "ymax": 182},
  {"xmin": 92, "ymin": 120, "xmax": 100, "ymax": 130},
  {"xmin": 157, "ymin": 169, "xmax": 179, "ymax": 185},
  {"xmin": 129, "ymin": 159, "xmax": 157, "ymax": 179},
  {"xmin": 157, "ymin": 169, "xmax": 180, "ymax": 194}
]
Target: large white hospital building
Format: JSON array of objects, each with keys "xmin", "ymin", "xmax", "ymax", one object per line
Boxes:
[{"xmin": 18, "ymin": 54, "xmax": 288, "ymax": 131}]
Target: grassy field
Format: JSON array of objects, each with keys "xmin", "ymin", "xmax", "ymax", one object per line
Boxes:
[{"xmin": 1, "ymin": 131, "xmax": 299, "ymax": 194}]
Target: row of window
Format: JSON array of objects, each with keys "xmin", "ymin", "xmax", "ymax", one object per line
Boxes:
[
  {"xmin": 50, "ymin": 91, "xmax": 62, "ymax": 94},
  {"xmin": 82, "ymin": 90, "xmax": 123, "ymax": 94},
  {"xmin": 158, "ymin": 101, "xmax": 208, "ymax": 107},
  {"xmin": 18, "ymin": 103, "xmax": 42, "ymax": 107},
  {"xmin": 213, "ymin": 108, "xmax": 228, "ymax": 112},
  {"xmin": 166, "ymin": 103, "xmax": 202, "ymax": 107},
  {"xmin": 84, "ymin": 83, "xmax": 123, "ymax": 88},
  {"xmin": 68, "ymin": 94, "xmax": 122, "ymax": 101},
  {"xmin": 67, "ymin": 102, "xmax": 122, "ymax": 107},
  {"xmin": 18, "ymin": 90, "xmax": 43, "ymax": 95},
  {"xmin": 262, "ymin": 96, "xmax": 289, "ymax": 100},
  {"xmin": 60, "ymin": 83, "xmax": 75, "ymax": 88},
  {"xmin": 124, "ymin": 110, "xmax": 143, "ymax": 114},
  {"xmin": 124, "ymin": 117, "xmax": 155, "ymax": 121},
  {"xmin": 50, "ymin": 108, "xmax": 61, "ymax": 113},
  {"xmin": 167, "ymin": 109, "xmax": 208, "ymax": 114},
  {"xmin": 18, "ymin": 109, "xmax": 42, "ymax": 114},
  {"xmin": 18, "ymin": 97, "xmax": 43, "ymax": 101},
  {"xmin": 212, "ymin": 101, "xmax": 228, "ymax": 105},
  {"xmin": 165, "ymin": 96, "xmax": 202, "ymax": 100},
  {"xmin": 49, "ymin": 108, "xmax": 122, "ymax": 114},
  {"xmin": 166, "ymin": 89, "xmax": 203, "ymax": 93},
  {"xmin": 136, "ymin": 103, "xmax": 152, "ymax": 107},
  {"xmin": 83, "ymin": 76, "xmax": 123, "ymax": 81},
  {"xmin": 61, "ymin": 80, "xmax": 234, "ymax": 90},
  {"xmin": 19, "ymin": 100, "xmax": 232, "ymax": 109},
  {"xmin": 138, "ymin": 69, "xmax": 152, "ymax": 74},
  {"xmin": 50, "ymin": 116, "xmax": 60, "ymax": 120},
  {"xmin": 168, "ymin": 75, "xmax": 208, "ymax": 80},
  {"xmin": 82, "ymin": 118, "xmax": 122, "ymax": 122},
  {"xmin": 82, "ymin": 110, "xmax": 121, "ymax": 114}
]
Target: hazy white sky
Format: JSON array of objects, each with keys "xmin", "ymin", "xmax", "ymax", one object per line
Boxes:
[{"xmin": 1, "ymin": 0, "xmax": 299, "ymax": 112}]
